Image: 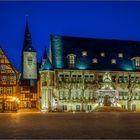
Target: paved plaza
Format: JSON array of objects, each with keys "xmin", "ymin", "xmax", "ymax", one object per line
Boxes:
[{"xmin": 0, "ymin": 112, "xmax": 140, "ymax": 139}]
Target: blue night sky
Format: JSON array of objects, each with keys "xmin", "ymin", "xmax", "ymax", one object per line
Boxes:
[{"xmin": 1, "ymin": 1, "xmax": 140, "ymax": 71}]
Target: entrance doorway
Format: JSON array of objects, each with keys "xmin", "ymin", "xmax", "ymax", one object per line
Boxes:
[
  {"xmin": 76, "ymin": 105, "xmax": 80, "ymax": 111},
  {"xmin": 132, "ymin": 104, "xmax": 136, "ymax": 111},
  {"xmin": 103, "ymin": 95, "xmax": 111, "ymax": 106}
]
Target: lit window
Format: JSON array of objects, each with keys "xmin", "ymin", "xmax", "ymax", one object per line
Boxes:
[
  {"xmin": 134, "ymin": 57, "xmax": 140, "ymax": 67},
  {"xmin": 118, "ymin": 53, "xmax": 123, "ymax": 58},
  {"xmin": 7, "ymin": 88, "xmax": 12, "ymax": 94},
  {"xmin": 2, "ymin": 76, "xmax": 7, "ymax": 82},
  {"xmin": 111, "ymin": 59, "xmax": 116, "ymax": 64},
  {"xmin": 67, "ymin": 54, "xmax": 76, "ymax": 68},
  {"xmin": 100, "ymin": 52, "xmax": 105, "ymax": 57},
  {"xmin": 10, "ymin": 76, "xmax": 14, "ymax": 82},
  {"xmin": 82, "ymin": 51, "xmax": 87, "ymax": 56},
  {"xmin": 92, "ymin": 58, "xmax": 98, "ymax": 63}
]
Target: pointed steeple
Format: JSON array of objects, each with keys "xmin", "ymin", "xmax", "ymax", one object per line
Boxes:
[
  {"xmin": 25, "ymin": 15, "xmax": 30, "ymax": 34},
  {"xmin": 22, "ymin": 15, "xmax": 35, "ymax": 52},
  {"xmin": 40, "ymin": 47, "xmax": 48, "ymax": 69},
  {"xmin": 43, "ymin": 47, "xmax": 47, "ymax": 60},
  {"xmin": 41, "ymin": 57, "xmax": 53, "ymax": 70}
]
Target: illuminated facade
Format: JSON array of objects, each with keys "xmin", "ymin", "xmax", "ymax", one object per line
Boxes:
[
  {"xmin": 39, "ymin": 35, "xmax": 140, "ymax": 112},
  {"xmin": 20, "ymin": 17, "xmax": 38, "ymax": 108},
  {"xmin": 0, "ymin": 48, "xmax": 19, "ymax": 112}
]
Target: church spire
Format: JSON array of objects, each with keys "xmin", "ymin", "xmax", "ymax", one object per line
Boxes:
[
  {"xmin": 21, "ymin": 15, "xmax": 37, "ymax": 81},
  {"xmin": 22, "ymin": 15, "xmax": 34, "ymax": 52},
  {"xmin": 25, "ymin": 15, "xmax": 30, "ymax": 34}
]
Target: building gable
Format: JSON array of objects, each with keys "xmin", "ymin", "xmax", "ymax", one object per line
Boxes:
[{"xmin": 0, "ymin": 48, "xmax": 18, "ymax": 85}]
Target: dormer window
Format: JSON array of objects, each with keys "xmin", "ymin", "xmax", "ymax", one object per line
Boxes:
[
  {"xmin": 132, "ymin": 57, "xmax": 140, "ymax": 69},
  {"xmin": 82, "ymin": 51, "xmax": 87, "ymax": 56},
  {"xmin": 92, "ymin": 58, "xmax": 98, "ymax": 63},
  {"xmin": 111, "ymin": 59, "xmax": 116, "ymax": 64},
  {"xmin": 100, "ymin": 52, "xmax": 105, "ymax": 57},
  {"xmin": 118, "ymin": 53, "xmax": 123, "ymax": 58},
  {"xmin": 67, "ymin": 53, "xmax": 76, "ymax": 68}
]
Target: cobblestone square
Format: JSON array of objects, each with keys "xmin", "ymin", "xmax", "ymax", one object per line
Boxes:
[{"xmin": 0, "ymin": 112, "xmax": 140, "ymax": 139}]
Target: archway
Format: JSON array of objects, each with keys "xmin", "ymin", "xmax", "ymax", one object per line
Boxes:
[
  {"xmin": 96, "ymin": 90, "xmax": 119, "ymax": 107},
  {"xmin": 132, "ymin": 104, "xmax": 136, "ymax": 111}
]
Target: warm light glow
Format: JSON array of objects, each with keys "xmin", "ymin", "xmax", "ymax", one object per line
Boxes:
[
  {"xmin": 11, "ymin": 97, "xmax": 20, "ymax": 103},
  {"xmin": 116, "ymin": 103, "xmax": 121, "ymax": 107}
]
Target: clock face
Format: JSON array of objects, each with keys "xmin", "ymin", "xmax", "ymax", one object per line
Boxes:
[{"xmin": 0, "ymin": 64, "xmax": 5, "ymax": 70}]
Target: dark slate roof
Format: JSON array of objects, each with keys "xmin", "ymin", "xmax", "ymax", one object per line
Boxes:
[{"xmin": 50, "ymin": 35, "xmax": 140, "ymax": 71}]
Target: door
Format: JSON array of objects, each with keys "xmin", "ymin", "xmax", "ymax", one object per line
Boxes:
[
  {"xmin": 103, "ymin": 95, "xmax": 111, "ymax": 106},
  {"xmin": 76, "ymin": 105, "xmax": 80, "ymax": 111}
]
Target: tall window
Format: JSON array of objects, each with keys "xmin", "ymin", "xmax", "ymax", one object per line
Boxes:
[
  {"xmin": 28, "ymin": 57, "xmax": 32, "ymax": 66},
  {"xmin": 67, "ymin": 54, "xmax": 76, "ymax": 68},
  {"xmin": 135, "ymin": 57, "xmax": 140, "ymax": 67}
]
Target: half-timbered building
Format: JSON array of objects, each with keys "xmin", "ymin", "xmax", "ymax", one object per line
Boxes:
[{"xmin": 0, "ymin": 48, "xmax": 19, "ymax": 112}]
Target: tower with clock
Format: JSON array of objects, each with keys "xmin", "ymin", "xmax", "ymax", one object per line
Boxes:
[{"xmin": 21, "ymin": 16, "xmax": 37, "ymax": 84}]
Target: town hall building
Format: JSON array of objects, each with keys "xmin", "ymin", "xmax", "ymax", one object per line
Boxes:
[{"xmin": 39, "ymin": 35, "xmax": 140, "ymax": 112}]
